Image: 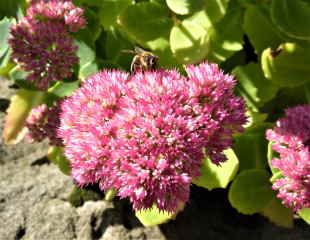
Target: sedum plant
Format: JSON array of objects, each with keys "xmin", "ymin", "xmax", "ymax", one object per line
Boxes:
[{"xmin": 0, "ymin": 0, "xmax": 309, "ymax": 227}]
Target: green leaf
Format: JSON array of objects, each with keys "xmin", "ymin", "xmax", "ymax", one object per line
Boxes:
[
  {"xmin": 0, "ymin": 0, "xmax": 25, "ymax": 18},
  {"xmin": 99, "ymin": 0, "xmax": 132, "ymax": 29},
  {"xmin": 0, "ymin": 17, "xmax": 14, "ymax": 58},
  {"xmin": 233, "ymin": 63, "xmax": 278, "ymax": 108},
  {"xmin": 243, "ymin": 5, "xmax": 284, "ymax": 54},
  {"xmin": 135, "ymin": 205, "xmax": 176, "ymax": 227},
  {"xmin": 185, "ymin": 0, "xmax": 230, "ymax": 32},
  {"xmin": 76, "ymin": 40, "xmax": 97, "ymax": 80},
  {"xmin": 3, "ymin": 89, "xmax": 46, "ymax": 144},
  {"xmin": 271, "ymin": 0, "xmax": 310, "ymax": 42},
  {"xmin": 270, "ymin": 171, "xmax": 283, "ymax": 183},
  {"xmin": 9, "ymin": 66, "xmax": 38, "ymax": 90},
  {"xmin": 261, "ymin": 193, "xmax": 294, "ymax": 228},
  {"xmin": 0, "ymin": 48, "xmax": 14, "ymax": 76},
  {"xmin": 204, "ymin": 0, "xmax": 230, "ymax": 24},
  {"xmin": 48, "ymin": 81, "xmax": 80, "ymax": 98},
  {"xmin": 193, "ymin": 149, "xmax": 239, "ymax": 190},
  {"xmin": 166, "ymin": 0, "xmax": 205, "ymax": 15},
  {"xmin": 267, "ymin": 141, "xmax": 281, "ymax": 175},
  {"xmin": 47, "ymin": 146, "xmax": 71, "ymax": 175},
  {"xmin": 261, "ymin": 43, "xmax": 310, "ymax": 87},
  {"xmin": 170, "ymin": 19, "xmax": 209, "ymax": 64},
  {"xmin": 206, "ymin": 5, "xmax": 244, "ymax": 63},
  {"xmin": 118, "ymin": 2, "xmax": 173, "ymax": 47},
  {"xmin": 229, "ymin": 169, "xmax": 274, "ymax": 214},
  {"xmin": 74, "ymin": 8, "xmax": 102, "ymax": 44},
  {"xmin": 79, "ymin": 61, "xmax": 98, "ymax": 80},
  {"xmin": 104, "ymin": 28, "xmax": 133, "ymax": 70},
  {"xmin": 233, "ymin": 123, "xmax": 272, "ymax": 171},
  {"xmin": 118, "ymin": 2, "xmax": 178, "ymax": 68},
  {"xmin": 298, "ymin": 208, "xmax": 310, "ymax": 224}
]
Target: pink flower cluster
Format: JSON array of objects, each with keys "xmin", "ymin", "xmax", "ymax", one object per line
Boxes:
[
  {"xmin": 26, "ymin": 102, "xmax": 63, "ymax": 146},
  {"xmin": 9, "ymin": 0, "xmax": 85, "ymax": 90},
  {"xmin": 266, "ymin": 105, "xmax": 310, "ymax": 212},
  {"xmin": 58, "ymin": 63, "xmax": 246, "ymax": 212}
]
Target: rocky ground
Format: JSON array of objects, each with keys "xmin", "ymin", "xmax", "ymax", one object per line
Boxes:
[{"xmin": 0, "ymin": 77, "xmax": 309, "ymax": 240}]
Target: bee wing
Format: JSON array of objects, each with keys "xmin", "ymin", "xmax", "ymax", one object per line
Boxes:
[{"xmin": 134, "ymin": 46, "xmax": 149, "ymax": 54}]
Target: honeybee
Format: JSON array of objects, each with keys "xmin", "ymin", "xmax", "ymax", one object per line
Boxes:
[{"xmin": 123, "ymin": 47, "xmax": 159, "ymax": 73}]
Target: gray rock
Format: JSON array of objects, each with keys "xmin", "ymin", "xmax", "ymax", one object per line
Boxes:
[
  {"xmin": 76, "ymin": 201, "xmax": 120, "ymax": 240},
  {"xmin": 100, "ymin": 225, "xmax": 128, "ymax": 240},
  {"xmin": 24, "ymin": 199, "xmax": 77, "ymax": 240}
]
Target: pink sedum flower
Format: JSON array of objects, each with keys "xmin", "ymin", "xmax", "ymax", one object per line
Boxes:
[
  {"xmin": 266, "ymin": 105, "xmax": 310, "ymax": 212},
  {"xmin": 27, "ymin": 0, "xmax": 86, "ymax": 32},
  {"xmin": 58, "ymin": 63, "xmax": 246, "ymax": 212},
  {"xmin": 9, "ymin": 19, "xmax": 78, "ymax": 90},
  {"xmin": 9, "ymin": 0, "xmax": 85, "ymax": 90},
  {"xmin": 26, "ymin": 102, "xmax": 63, "ymax": 146}
]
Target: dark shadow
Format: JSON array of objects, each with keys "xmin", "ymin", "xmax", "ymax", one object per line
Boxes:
[
  {"xmin": 158, "ymin": 186, "xmax": 310, "ymax": 240},
  {"xmin": 0, "ymin": 98, "xmax": 10, "ymax": 112},
  {"xmin": 30, "ymin": 156, "xmax": 50, "ymax": 166}
]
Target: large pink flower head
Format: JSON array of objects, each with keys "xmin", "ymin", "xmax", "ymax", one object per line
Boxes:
[
  {"xmin": 266, "ymin": 105, "xmax": 310, "ymax": 212},
  {"xmin": 58, "ymin": 63, "xmax": 246, "ymax": 212},
  {"xmin": 9, "ymin": 0, "xmax": 85, "ymax": 90}
]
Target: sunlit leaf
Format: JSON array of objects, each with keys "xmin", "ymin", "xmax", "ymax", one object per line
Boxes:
[
  {"xmin": 229, "ymin": 169, "xmax": 274, "ymax": 214},
  {"xmin": 3, "ymin": 89, "xmax": 46, "ymax": 144},
  {"xmin": 193, "ymin": 149, "xmax": 239, "ymax": 190}
]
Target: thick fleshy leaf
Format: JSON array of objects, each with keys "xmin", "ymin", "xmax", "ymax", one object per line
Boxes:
[
  {"xmin": 0, "ymin": 48, "xmax": 14, "ymax": 76},
  {"xmin": 104, "ymin": 28, "xmax": 133, "ymax": 70},
  {"xmin": 0, "ymin": 17, "xmax": 13, "ymax": 58},
  {"xmin": 48, "ymin": 81, "xmax": 80, "ymax": 98},
  {"xmin": 3, "ymin": 89, "xmax": 46, "ymax": 144},
  {"xmin": 118, "ymin": 2, "xmax": 178, "ymax": 68},
  {"xmin": 99, "ymin": 0, "xmax": 132, "ymax": 29},
  {"xmin": 47, "ymin": 146, "xmax": 71, "ymax": 175},
  {"xmin": 243, "ymin": 5, "xmax": 283, "ymax": 54},
  {"xmin": 185, "ymin": 0, "xmax": 229, "ymax": 31},
  {"xmin": 75, "ymin": 8, "xmax": 102, "ymax": 44},
  {"xmin": 267, "ymin": 141, "xmax": 281, "ymax": 175},
  {"xmin": 261, "ymin": 193, "xmax": 294, "ymax": 228},
  {"xmin": 118, "ymin": 2, "xmax": 172, "ymax": 47},
  {"xmin": 228, "ymin": 169, "xmax": 274, "ymax": 214},
  {"xmin": 76, "ymin": 40, "xmax": 97, "ymax": 80},
  {"xmin": 9, "ymin": 66, "xmax": 38, "ymax": 90},
  {"xmin": 79, "ymin": 61, "xmax": 98, "ymax": 80},
  {"xmin": 271, "ymin": 0, "xmax": 310, "ymax": 42},
  {"xmin": 261, "ymin": 43, "xmax": 310, "ymax": 87},
  {"xmin": 233, "ymin": 63, "xmax": 278, "ymax": 108},
  {"xmin": 0, "ymin": 0, "xmax": 25, "ymax": 18},
  {"xmin": 193, "ymin": 149, "xmax": 239, "ymax": 190},
  {"xmin": 298, "ymin": 208, "xmax": 310, "ymax": 224},
  {"xmin": 206, "ymin": 5, "xmax": 244, "ymax": 63},
  {"xmin": 170, "ymin": 19, "xmax": 209, "ymax": 64},
  {"xmin": 166, "ymin": 0, "xmax": 205, "ymax": 15},
  {"xmin": 135, "ymin": 205, "xmax": 177, "ymax": 227},
  {"xmin": 233, "ymin": 123, "xmax": 272, "ymax": 171}
]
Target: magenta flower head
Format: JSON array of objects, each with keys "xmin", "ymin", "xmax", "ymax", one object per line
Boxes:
[
  {"xmin": 9, "ymin": 0, "xmax": 85, "ymax": 90},
  {"xmin": 26, "ymin": 102, "xmax": 63, "ymax": 146},
  {"xmin": 266, "ymin": 105, "xmax": 310, "ymax": 212},
  {"xmin": 9, "ymin": 18, "xmax": 78, "ymax": 90},
  {"xmin": 27, "ymin": 0, "xmax": 86, "ymax": 32},
  {"xmin": 58, "ymin": 63, "xmax": 246, "ymax": 212}
]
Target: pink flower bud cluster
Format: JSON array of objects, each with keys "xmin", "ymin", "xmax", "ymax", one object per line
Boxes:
[
  {"xmin": 9, "ymin": 0, "xmax": 85, "ymax": 90},
  {"xmin": 27, "ymin": 0, "xmax": 86, "ymax": 32},
  {"xmin": 26, "ymin": 102, "xmax": 63, "ymax": 146},
  {"xmin": 266, "ymin": 105, "xmax": 310, "ymax": 212},
  {"xmin": 58, "ymin": 63, "xmax": 247, "ymax": 212}
]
